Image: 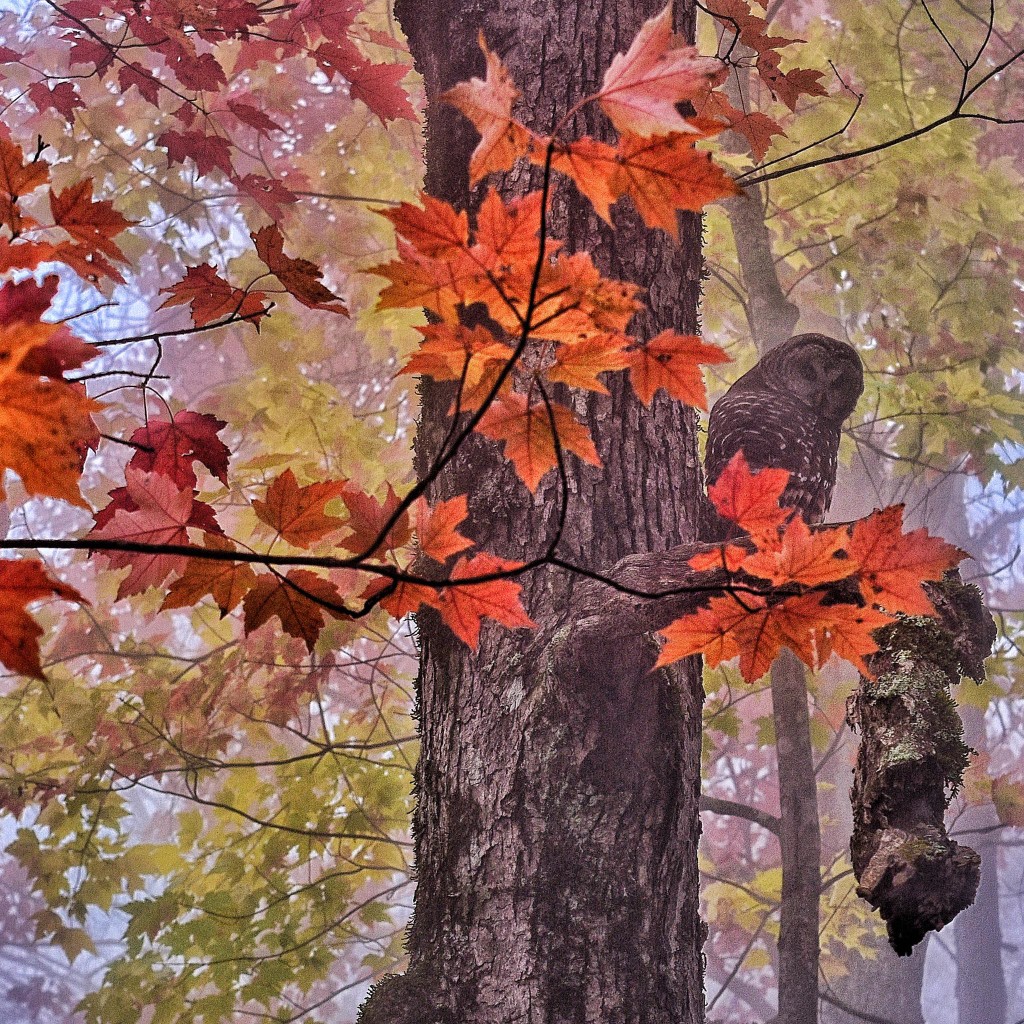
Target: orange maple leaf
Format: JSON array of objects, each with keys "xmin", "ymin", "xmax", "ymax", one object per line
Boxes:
[
  {"xmin": 253, "ymin": 224, "xmax": 348, "ymax": 313},
  {"xmin": 380, "ymin": 193, "xmax": 469, "ymax": 258},
  {"xmin": 706, "ymin": 451, "xmax": 791, "ymax": 541},
  {"xmin": 253, "ymin": 468, "xmax": 347, "ymax": 548},
  {"xmin": 0, "ymin": 560, "xmax": 83, "ymax": 678},
  {"xmin": 362, "ymin": 574, "xmax": 441, "ymax": 620},
  {"xmin": 598, "ymin": 2, "xmax": 721, "ymax": 137},
  {"xmin": 242, "ymin": 569, "xmax": 346, "ymax": 651},
  {"xmin": 161, "ymin": 536, "xmax": 257, "ymax": 615},
  {"xmin": 435, "ymin": 552, "xmax": 535, "ymax": 648},
  {"xmin": 416, "ymin": 495, "xmax": 474, "ymax": 563},
  {"xmin": 688, "ymin": 543, "xmax": 749, "ymax": 573},
  {"xmin": 627, "ymin": 330, "xmax": 729, "ymax": 408},
  {"xmin": 546, "ymin": 333, "xmax": 632, "ymax": 394},
  {"xmin": 441, "ymin": 34, "xmax": 534, "ymax": 185},
  {"xmin": 613, "ymin": 132, "xmax": 739, "ymax": 237},
  {"xmin": 849, "ymin": 505, "xmax": 964, "ymax": 615},
  {"xmin": 0, "ymin": 278, "xmax": 100, "ymax": 506},
  {"xmin": 477, "ymin": 392, "xmax": 601, "ymax": 492},
  {"xmin": 740, "ymin": 517, "xmax": 854, "ymax": 587}
]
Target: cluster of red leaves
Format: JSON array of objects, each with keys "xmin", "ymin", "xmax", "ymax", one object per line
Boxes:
[
  {"xmin": 0, "ymin": 138, "xmax": 135, "ymax": 283},
  {"xmin": 696, "ymin": 0, "xmax": 830, "ymax": 161},
  {"xmin": 158, "ymin": 224, "xmax": 349, "ymax": 329},
  {"xmin": 159, "ymin": 470, "xmax": 532, "ymax": 652},
  {"xmin": 657, "ymin": 453, "xmax": 964, "ymax": 681}
]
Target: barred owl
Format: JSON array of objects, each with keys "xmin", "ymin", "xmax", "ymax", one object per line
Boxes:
[{"xmin": 705, "ymin": 333, "xmax": 864, "ymax": 525}]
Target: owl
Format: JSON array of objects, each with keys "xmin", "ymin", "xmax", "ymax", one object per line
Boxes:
[{"xmin": 705, "ymin": 333, "xmax": 864, "ymax": 525}]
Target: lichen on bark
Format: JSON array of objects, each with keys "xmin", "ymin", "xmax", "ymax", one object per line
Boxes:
[{"xmin": 848, "ymin": 575, "xmax": 996, "ymax": 955}]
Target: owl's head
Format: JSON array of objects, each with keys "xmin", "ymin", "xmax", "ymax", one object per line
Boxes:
[{"xmin": 765, "ymin": 333, "xmax": 864, "ymax": 423}]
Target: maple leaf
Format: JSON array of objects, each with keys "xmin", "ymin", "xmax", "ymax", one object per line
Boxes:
[
  {"xmin": 598, "ymin": 2, "xmax": 721, "ymax": 137},
  {"xmin": 402, "ymin": 323, "xmax": 513, "ymax": 411},
  {"xmin": 435, "ymin": 553, "xmax": 535, "ymax": 648},
  {"xmin": 253, "ymin": 225, "xmax": 348, "ymax": 313},
  {"xmin": 741, "ymin": 518, "xmax": 854, "ymax": 588},
  {"xmin": 242, "ymin": 569, "xmax": 346, "ymax": 651},
  {"xmin": 233, "ymin": 173, "xmax": 298, "ymax": 218},
  {"xmin": 614, "ymin": 133, "xmax": 740, "ymax": 236},
  {"xmin": 49, "ymin": 179, "xmax": 134, "ymax": 263},
  {"xmin": 849, "ymin": 506, "xmax": 964, "ymax": 615},
  {"xmin": 0, "ymin": 239, "xmax": 58, "ymax": 274},
  {"xmin": 477, "ymin": 392, "xmax": 601, "ymax": 492},
  {"xmin": 159, "ymin": 130, "xmax": 234, "ymax": 177},
  {"xmin": 160, "ymin": 265, "xmax": 268, "ymax": 328},
  {"xmin": 18, "ymin": 328, "xmax": 98, "ymax": 377},
  {"xmin": 695, "ymin": 90, "xmax": 786, "ymax": 162},
  {"xmin": 628, "ymin": 330, "xmax": 730, "ymax": 408},
  {"xmin": 992, "ymin": 775, "xmax": 1024, "ymax": 828},
  {"xmin": 796, "ymin": 594, "xmax": 891, "ymax": 677},
  {"xmin": 0, "ymin": 137, "xmax": 49, "ymax": 234},
  {"xmin": 340, "ymin": 485, "xmax": 413, "ymax": 557},
  {"xmin": 92, "ymin": 469, "xmax": 196, "ymax": 598},
  {"xmin": 28, "ymin": 82, "xmax": 84, "ymax": 123},
  {"xmin": 253, "ymin": 469, "xmax": 347, "ymax": 547},
  {"xmin": 0, "ymin": 560, "xmax": 84, "ymax": 678},
  {"xmin": 0, "ymin": 282, "xmax": 100, "ymax": 506},
  {"xmin": 416, "ymin": 495, "xmax": 474, "ymax": 563},
  {"xmin": 161, "ymin": 536, "xmax": 257, "ymax": 616},
  {"xmin": 441, "ymin": 34, "xmax": 534, "ymax": 185},
  {"xmin": 128, "ymin": 411, "xmax": 231, "ymax": 489},
  {"xmin": 546, "ymin": 334, "xmax": 632, "ymax": 394},
  {"xmin": 347, "ymin": 60, "xmax": 416, "ymax": 123},
  {"xmin": 688, "ymin": 543, "xmax": 748, "ymax": 573},
  {"xmin": 227, "ymin": 100, "xmax": 282, "ymax": 135},
  {"xmin": 118, "ymin": 62, "xmax": 161, "ymax": 105},
  {"xmin": 362, "ymin": 574, "xmax": 441, "ymax": 620},
  {"xmin": 756, "ymin": 51, "xmax": 828, "ymax": 112},
  {"xmin": 706, "ymin": 451, "xmax": 791, "ymax": 541},
  {"xmin": 381, "ymin": 193, "xmax": 470, "ymax": 258}
]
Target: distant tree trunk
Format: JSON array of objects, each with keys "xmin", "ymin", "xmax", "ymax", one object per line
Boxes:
[
  {"xmin": 820, "ymin": 943, "xmax": 927, "ymax": 1024},
  {"xmin": 725, "ymin": 185, "xmax": 819, "ymax": 1024},
  {"xmin": 359, "ymin": 3, "xmax": 709, "ymax": 1022},
  {"xmin": 955, "ymin": 708, "xmax": 1006, "ymax": 1024}
]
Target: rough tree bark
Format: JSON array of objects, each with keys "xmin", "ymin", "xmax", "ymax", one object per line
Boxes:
[{"xmin": 359, "ymin": 3, "xmax": 710, "ymax": 1022}]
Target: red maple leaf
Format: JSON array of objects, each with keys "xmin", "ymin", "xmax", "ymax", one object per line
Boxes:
[
  {"xmin": 128, "ymin": 411, "xmax": 231, "ymax": 489},
  {"xmin": 253, "ymin": 225, "xmax": 348, "ymax": 313},
  {"xmin": 0, "ymin": 560, "xmax": 84, "ymax": 678},
  {"xmin": 92, "ymin": 468, "xmax": 197, "ymax": 598},
  {"xmin": 159, "ymin": 130, "xmax": 234, "ymax": 177},
  {"xmin": 706, "ymin": 451, "xmax": 791, "ymax": 541},
  {"xmin": 49, "ymin": 179, "xmax": 134, "ymax": 263},
  {"xmin": 160, "ymin": 265, "xmax": 268, "ymax": 328},
  {"xmin": 242, "ymin": 569, "xmax": 346, "ymax": 651}
]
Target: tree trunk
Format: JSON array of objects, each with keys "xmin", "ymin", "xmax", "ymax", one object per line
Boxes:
[
  {"xmin": 955, "ymin": 708, "xmax": 1006, "ymax": 1024},
  {"xmin": 724, "ymin": 186, "xmax": 819, "ymax": 1024},
  {"xmin": 360, "ymin": 3, "xmax": 709, "ymax": 1022}
]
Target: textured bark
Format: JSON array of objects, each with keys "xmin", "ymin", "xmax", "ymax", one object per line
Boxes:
[
  {"xmin": 848, "ymin": 577, "xmax": 995, "ymax": 955},
  {"xmin": 358, "ymin": 3, "xmax": 709, "ymax": 1023}
]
